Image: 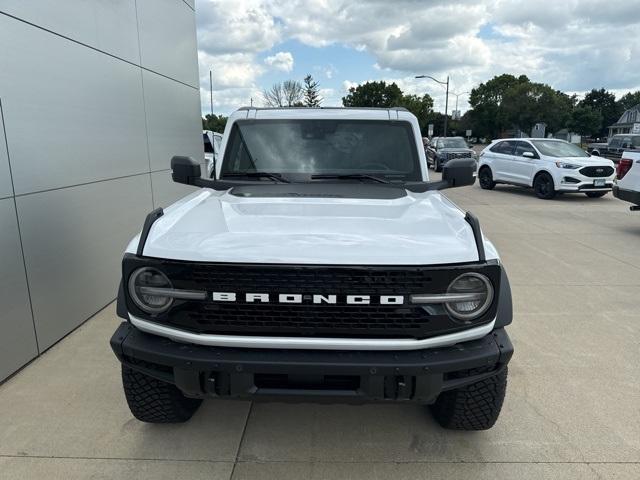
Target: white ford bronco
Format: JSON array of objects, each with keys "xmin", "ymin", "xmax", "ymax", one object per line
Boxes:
[{"xmin": 110, "ymin": 107, "xmax": 514, "ymax": 430}]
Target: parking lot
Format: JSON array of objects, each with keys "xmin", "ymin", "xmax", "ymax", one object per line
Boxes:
[{"xmin": 0, "ymin": 176, "xmax": 638, "ymax": 480}]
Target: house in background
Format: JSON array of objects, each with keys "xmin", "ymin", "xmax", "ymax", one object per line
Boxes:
[
  {"xmin": 531, "ymin": 122, "xmax": 547, "ymax": 138},
  {"xmin": 608, "ymin": 104, "xmax": 640, "ymax": 136}
]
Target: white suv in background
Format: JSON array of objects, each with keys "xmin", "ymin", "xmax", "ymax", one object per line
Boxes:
[
  {"xmin": 613, "ymin": 151, "xmax": 640, "ymax": 211},
  {"xmin": 478, "ymin": 138, "xmax": 616, "ymax": 199}
]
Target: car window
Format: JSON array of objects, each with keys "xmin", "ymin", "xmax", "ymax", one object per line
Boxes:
[
  {"xmin": 531, "ymin": 140, "xmax": 589, "ymax": 157},
  {"xmin": 514, "ymin": 141, "xmax": 537, "ymax": 157},
  {"xmin": 203, "ymin": 133, "xmax": 214, "ymax": 154},
  {"xmin": 490, "ymin": 141, "xmax": 516, "ymax": 155},
  {"xmin": 221, "ymin": 119, "xmax": 422, "ymax": 181},
  {"xmin": 440, "ymin": 138, "xmax": 467, "ymax": 148},
  {"xmin": 609, "ymin": 138, "xmax": 621, "ymax": 147},
  {"xmin": 633, "ymin": 137, "xmax": 640, "ymax": 147}
]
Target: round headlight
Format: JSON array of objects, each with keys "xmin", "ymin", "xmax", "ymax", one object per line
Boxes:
[
  {"xmin": 445, "ymin": 273, "xmax": 493, "ymax": 322},
  {"xmin": 128, "ymin": 267, "xmax": 173, "ymax": 314}
]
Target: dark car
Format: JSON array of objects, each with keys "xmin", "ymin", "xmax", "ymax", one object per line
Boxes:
[
  {"xmin": 427, "ymin": 136, "xmax": 477, "ymax": 172},
  {"xmin": 587, "ymin": 134, "xmax": 640, "ymax": 162}
]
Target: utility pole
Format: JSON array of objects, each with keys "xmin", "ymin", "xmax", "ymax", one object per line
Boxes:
[
  {"xmin": 209, "ymin": 70, "xmax": 213, "ymax": 117},
  {"xmin": 415, "ymin": 74, "xmax": 450, "ymax": 137}
]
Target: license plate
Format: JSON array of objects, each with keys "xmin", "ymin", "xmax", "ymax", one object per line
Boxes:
[{"xmin": 594, "ymin": 179, "xmax": 605, "ymax": 187}]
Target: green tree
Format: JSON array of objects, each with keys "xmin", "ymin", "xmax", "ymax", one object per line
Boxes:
[
  {"xmin": 568, "ymin": 105, "xmax": 603, "ymax": 136},
  {"xmin": 202, "ymin": 114, "xmax": 227, "ymax": 133},
  {"xmin": 397, "ymin": 93, "xmax": 433, "ymax": 134},
  {"xmin": 342, "ymin": 81, "xmax": 403, "ymax": 107},
  {"xmin": 617, "ymin": 91, "xmax": 640, "ymax": 112},
  {"xmin": 303, "ymin": 74, "xmax": 322, "ymax": 107},
  {"xmin": 578, "ymin": 88, "xmax": 622, "ymax": 136},
  {"xmin": 468, "ymin": 74, "xmax": 530, "ymax": 138}
]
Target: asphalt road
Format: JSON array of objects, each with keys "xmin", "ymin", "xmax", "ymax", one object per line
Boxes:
[{"xmin": 1, "ymin": 174, "xmax": 639, "ymax": 479}]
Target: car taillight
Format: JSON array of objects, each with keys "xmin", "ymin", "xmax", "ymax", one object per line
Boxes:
[{"xmin": 617, "ymin": 158, "xmax": 633, "ymax": 180}]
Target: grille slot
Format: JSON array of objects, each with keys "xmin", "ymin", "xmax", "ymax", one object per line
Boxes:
[{"xmin": 580, "ymin": 166, "xmax": 614, "ymax": 177}]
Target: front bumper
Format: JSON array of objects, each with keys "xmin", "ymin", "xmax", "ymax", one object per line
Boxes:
[
  {"xmin": 557, "ymin": 177, "xmax": 615, "ymax": 192},
  {"xmin": 613, "ymin": 186, "xmax": 640, "ymax": 206},
  {"xmin": 110, "ymin": 322, "xmax": 513, "ymax": 404}
]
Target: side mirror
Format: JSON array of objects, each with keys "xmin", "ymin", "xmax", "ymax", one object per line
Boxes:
[
  {"xmin": 441, "ymin": 158, "xmax": 476, "ymax": 188},
  {"xmin": 171, "ymin": 156, "xmax": 201, "ymax": 186},
  {"xmin": 522, "ymin": 151, "xmax": 535, "ymax": 158}
]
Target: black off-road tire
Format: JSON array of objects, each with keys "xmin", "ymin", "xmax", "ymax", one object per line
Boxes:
[
  {"xmin": 478, "ymin": 167, "xmax": 496, "ymax": 190},
  {"xmin": 430, "ymin": 367, "xmax": 508, "ymax": 431},
  {"xmin": 122, "ymin": 365, "xmax": 202, "ymax": 423},
  {"xmin": 585, "ymin": 191, "xmax": 608, "ymax": 198},
  {"xmin": 533, "ymin": 172, "xmax": 556, "ymax": 199}
]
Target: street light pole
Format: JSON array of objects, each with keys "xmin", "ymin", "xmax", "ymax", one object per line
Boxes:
[
  {"xmin": 443, "ymin": 76, "xmax": 449, "ymax": 137},
  {"xmin": 415, "ymin": 74, "xmax": 450, "ymax": 137},
  {"xmin": 450, "ymin": 91, "xmax": 470, "ymax": 119}
]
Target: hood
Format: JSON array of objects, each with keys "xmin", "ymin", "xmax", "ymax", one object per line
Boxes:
[
  {"xmin": 439, "ymin": 148, "xmax": 473, "ymax": 153},
  {"xmin": 131, "ymin": 187, "xmax": 484, "ymax": 265},
  {"xmin": 559, "ymin": 156, "xmax": 615, "ymax": 166}
]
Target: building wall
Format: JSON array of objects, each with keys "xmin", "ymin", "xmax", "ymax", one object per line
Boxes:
[{"xmin": 0, "ymin": 0, "xmax": 201, "ymax": 380}]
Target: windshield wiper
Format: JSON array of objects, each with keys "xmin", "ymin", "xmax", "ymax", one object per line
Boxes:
[
  {"xmin": 222, "ymin": 172, "xmax": 290, "ymax": 183},
  {"xmin": 310, "ymin": 173, "xmax": 390, "ymax": 184}
]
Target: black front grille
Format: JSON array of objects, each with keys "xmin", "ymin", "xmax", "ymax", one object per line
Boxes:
[
  {"xmin": 445, "ymin": 152, "xmax": 472, "ymax": 160},
  {"xmin": 123, "ymin": 256, "xmax": 501, "ymax": 339},
  {"xmin": 580, "ymin": 166, "xmax": 614, "ymax": 177},
  {"xmin": 168, "ymin": 303, "xmax": 461, "ymax": 338}
]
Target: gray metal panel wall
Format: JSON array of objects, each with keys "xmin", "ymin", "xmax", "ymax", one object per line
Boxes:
[
  {"xmin": 0, "ymin": 197, "xmax": 38, "ymax": 381},
  {"xmin": 0, "ymin": 0, "xmax": 140, "ymax": 63},
  {"xmin": 16, "ymin": 175, "xmax": 153, "ymax": 350},
  {"xmin": 143, "ymin": 70, "xmax": 203, "ymax": 172},
  {"xmin": 0, "ymin": 1, "xmax": 200, "ymax": 379},
  {"xmin": 0, "ymin": 104, "xmax": 13, "ymax": 199},
  {"xmin": 136, "ymin": 0, "xmax": 199, "ymax": 87},
  {"xmin": 0, "ymin": 15, "xmax": 149, "ymax": 196}
]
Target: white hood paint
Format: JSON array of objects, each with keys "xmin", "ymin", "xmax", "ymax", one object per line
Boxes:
[{"xmin": 127, "ymin": 188, "xmax": 497, "ymax": 265}]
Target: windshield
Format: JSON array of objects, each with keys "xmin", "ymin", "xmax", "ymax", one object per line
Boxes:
[
  {"xmin": 221, "ymin": 119, "xmax": 421, "ymax": 181},
  {"xmin": 438, "ymin": 138, "xmax": 467, "ymax": 149},
  {"xmin": 531, "ymin": 140, "xmax": 589, "ymax": 158}
]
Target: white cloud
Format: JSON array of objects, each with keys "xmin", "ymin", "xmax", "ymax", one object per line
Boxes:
[
  {"xmin": 264, "ymin": 51, "xmax": 294, "ymax": 72},
  {"xmin": 196, "ymin": 0, "xmax": 640, "ymax": 115}
]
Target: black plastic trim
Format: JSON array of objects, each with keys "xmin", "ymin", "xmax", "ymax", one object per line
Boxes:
[
  {"xmin": 465, "ymin": 211, "xmax": 486, "ymax": 262},
  {"xmin": 116, "ymin": 280, "xmax": 128, "ymax": 320},
  {"xmin": 613, "ymin": 185, "xmax": 640, "ymax": 206},
  {"xmin": 494, "ymin": 267, "xmax": 513, "ymax": 328},
  {"xmin": 136, "ymin": 208, "xmax": 163, "ymax": 257}
]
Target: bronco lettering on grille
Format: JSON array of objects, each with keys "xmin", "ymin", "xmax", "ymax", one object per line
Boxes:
[{"xmin": 212, "ymin": 292, "xmax": 405, "ymax": 305}]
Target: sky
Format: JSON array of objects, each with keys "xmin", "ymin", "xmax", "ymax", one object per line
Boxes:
[{"xmin": 195, "ymin": 0, "xmax": 640, "ymax": 116}]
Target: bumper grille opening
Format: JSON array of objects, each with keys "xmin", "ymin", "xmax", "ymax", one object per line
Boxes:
[{"xmin": 563, "ymin": 176, "xmax": 580, "ymax": 183}]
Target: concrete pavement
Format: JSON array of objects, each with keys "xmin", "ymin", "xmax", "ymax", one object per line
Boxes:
[{"xmin": 1, "ymin": 177, "xmax": 639, "ymax": 479}]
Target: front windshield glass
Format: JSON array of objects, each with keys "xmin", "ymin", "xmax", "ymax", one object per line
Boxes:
[
  {"xmin": 221, "ymin": 119, "xmax": 421, "ymax": 181},
  {"xmin": 439, "ymin": 138, "xmax": 467, "ymax": 149},
  {"xmin": 531, "ymin": 140, "xmax": 589, "ymax": 158}
]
